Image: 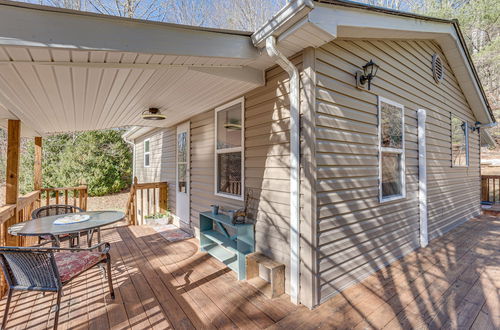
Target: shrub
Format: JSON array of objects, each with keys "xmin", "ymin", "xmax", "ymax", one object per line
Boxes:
[{"xmin": 14, "ymin": 129, "xmax": 132, "ymax": 196}]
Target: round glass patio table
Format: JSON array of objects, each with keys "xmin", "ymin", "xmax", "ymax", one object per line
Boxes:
[{"xmin": 8, "ymin": 211, "xmax": 125, "ymax": 247}]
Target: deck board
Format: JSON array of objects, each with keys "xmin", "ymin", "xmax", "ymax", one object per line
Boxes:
[{"xmin": 0, "ymin": 215, "xmax": 499, "ymax": 329}]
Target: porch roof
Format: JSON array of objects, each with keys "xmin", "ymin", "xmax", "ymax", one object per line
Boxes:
[{"xmin": 0, "ymin": 0, "xmax": 272, "ymax": 137}]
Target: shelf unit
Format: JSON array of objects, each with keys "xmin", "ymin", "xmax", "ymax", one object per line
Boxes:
[{"xmin": 199, "ymin": 211, "xmax": 254, "ymax": 280}]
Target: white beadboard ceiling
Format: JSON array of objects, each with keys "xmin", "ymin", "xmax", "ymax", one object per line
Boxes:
[
  {"xmin": 0, "ymin": 46, "xmax": 266, "ymax": 136},
  {"xmin": 0, "ymin": 0, "xmax": 273, "ymax": 137}
]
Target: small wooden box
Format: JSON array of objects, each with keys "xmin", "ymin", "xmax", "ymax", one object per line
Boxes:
[{"xmin": 246, "ymin": 252, "xmax": 285, "ymax": 299}]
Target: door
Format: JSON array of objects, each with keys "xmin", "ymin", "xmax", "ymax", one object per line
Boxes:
[{"xmin": 176, "ymin": 122, "xmax": 190, "ymax": 226}]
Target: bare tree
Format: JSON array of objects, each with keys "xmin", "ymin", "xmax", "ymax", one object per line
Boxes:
[{"xmin": 211, "ymin": 0, "xmax": 286, "ymax": 31}]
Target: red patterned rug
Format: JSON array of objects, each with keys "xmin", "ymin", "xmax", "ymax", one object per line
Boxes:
[{"xmin": 150, "ymin": 224, "xmax": 193, "ymax": 242}]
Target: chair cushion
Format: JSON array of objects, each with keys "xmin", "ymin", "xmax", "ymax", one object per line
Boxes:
[{"xmin": 55, "ymin": 251, "xmax": 106, "ymax": 282}]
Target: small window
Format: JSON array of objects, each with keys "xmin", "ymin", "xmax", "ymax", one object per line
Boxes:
[
  {"xmin": 451, "ymin": 115, "xmax": 469, "ymax": 167},
  {"xmin": 215, "ymin": 98, "xmax": 244, "ymax": 200},
  {"xmin": 144, "ymin": 139, "xmax": 151, "ymax": 168},
  {"xmin": 379, "ymin": 97, "xmax": 406, "ymax": 202}
]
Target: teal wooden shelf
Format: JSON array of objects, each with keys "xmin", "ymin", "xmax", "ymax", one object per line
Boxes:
[{"xmin": 199, "ymin": 211, "xmax": 254, "ymax": 280}]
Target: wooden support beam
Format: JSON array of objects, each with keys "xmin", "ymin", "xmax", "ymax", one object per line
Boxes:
[
  {"xmin": 34, "ymin": 136, "xmax": 42, "ymax": 191},
  {"xmin": 6, "ymin": 120, "xmax": 21, "ymax": 205},
  {"xmin": 159, "ymin": 185, "xmax": 168, "ymax": 214}
]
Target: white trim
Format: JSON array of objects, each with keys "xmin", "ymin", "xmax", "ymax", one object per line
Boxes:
[
  {"xmin": 378, "ymin": 96, "xmax": 406, "ymax": 203},
  {"xmin": 132, "ymin": 143, "xmax": 136, "ymax": 182},
  {"xmin": 251, "ymin": 0, "xmax": 314, "ymax": 47},
  {"xmin": 0, "ymin": 1, "xmax": 258, "ymax": 59},
  {"xmin": 417, "ymin": 109, "xmax": 428, "ymax": 248},
  {"xmin": 451, "ymin": 114, "xmax": 469, "ymax": 168},
  {"xmin": 214, "ymin": 97, "xmax": 245, "ymax": 201},
  {"xmin": 176, "ymin": 121, "xmax": 191, "ymax": 225},
  {"xmin": 143, "ymin": 138, "xmax": 151, "ymax": 168}
]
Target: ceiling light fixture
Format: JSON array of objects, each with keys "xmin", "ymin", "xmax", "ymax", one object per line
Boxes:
[{"xmin": 142, "ymin": 108, "xmax": 166, "ymax": 120}]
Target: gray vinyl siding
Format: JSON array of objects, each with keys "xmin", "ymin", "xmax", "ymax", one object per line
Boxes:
[
  {"xmin": 245, "ymin": 55, "xmax": 302, "ymax": 294},
  {"xmin": 189, "ymin": 55, "xmax": 302, "ymax": 293},
  {"xmin": 314, "ymin": 39, "xmax": 481, "ymax": 303},
  {"xmin": 189, "ymin": 110, "xmax": 244, "ymax": 230},
  {"xmin": 134, "ymin": 128, "xmax": 176, "ymax": 214}
]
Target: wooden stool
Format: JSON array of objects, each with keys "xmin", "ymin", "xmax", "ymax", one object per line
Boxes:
[{"xmin": 246, "ymin": 252, "xmax": 285, "ymax": 298}]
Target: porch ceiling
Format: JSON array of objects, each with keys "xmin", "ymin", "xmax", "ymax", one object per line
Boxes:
[{"xmin": 0, "ymin": 0, "xmax": 269, "ymax": 137}]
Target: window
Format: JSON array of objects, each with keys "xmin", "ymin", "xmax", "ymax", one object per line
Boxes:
[
  {"xmin": 215, "ymin": 98, "xmax": 244, "ymax": 199},
  {"xmin": 379, "ymin": 97, "xmax": 405, "ymax": 202},
  {"xmin": 144, "ymin": 139, "xmax": 150, "ymax": 168},
  {"xmin": 177, "ymin": 131, "xmax": 188, "ymax": 193},
  {"xmin": 451, "ymin": 115, "xmax": 469, "ymax": 167}
]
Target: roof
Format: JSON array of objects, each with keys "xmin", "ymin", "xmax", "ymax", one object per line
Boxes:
[
  {"xmin": 0, "ymin": 0, "xmax": 493, "ymax": 138},
  {"xmin": 0, "ymin": 0, "xmax": 253, "ymax": 37},
  {"xmin": 251, "ymin": 0, "xmax": 494, "ymax": 125},
  {"xmin": 0, "ymin": 0, "xmax": 268, "ymax": 136}
]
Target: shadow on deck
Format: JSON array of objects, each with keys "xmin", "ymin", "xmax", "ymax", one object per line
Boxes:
[{"xmin": 0, "ymin": 216, "xmax": 499, "ymax": 329}]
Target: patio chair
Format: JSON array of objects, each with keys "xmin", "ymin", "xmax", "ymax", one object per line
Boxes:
[
  {"xmin": 0, "ymin": 243, "xmax": 115, "ymax": 329},
  {"xmin": 31, "ymin": 205, "xmax": 85, "ymax": 247}
]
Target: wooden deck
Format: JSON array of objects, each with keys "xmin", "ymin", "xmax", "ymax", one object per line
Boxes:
[{"xmin": 1, "ymin": 215, "xmax": 499, "ymax": 329}]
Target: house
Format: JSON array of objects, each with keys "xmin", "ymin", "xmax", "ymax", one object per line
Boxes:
[{"xmin": 0, "ymin": 0, "xmax": 495, "ymax": 310}]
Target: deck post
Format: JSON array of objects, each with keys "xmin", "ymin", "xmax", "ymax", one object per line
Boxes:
[
  {"xmin": 5, "ymin": 120, "xmax": 21, "ymax": 246},
  {"xmin": 159, "ymin": 184, "xmax": 168, "ymax": 214},
  {"xmin": 34, "ymin": 137, "xmax": 43, "ymax": 191},
  {"xmin": 6, "ymin": 120, "xmax": 21, "ymax": 204}
]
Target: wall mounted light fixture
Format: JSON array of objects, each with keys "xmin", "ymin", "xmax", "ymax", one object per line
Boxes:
[
  {"xmin": 355, "ymin": 60, "xmax": 379, "ymax": 90},
  {"xmin": 471, "ymin": 121, "xmax": 497, "ymax": 132}
]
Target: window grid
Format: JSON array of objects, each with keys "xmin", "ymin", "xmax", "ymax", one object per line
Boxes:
[
  {"xmin": 144, "ymin": 139, "xmax": 151, "ymax": 168},
  {"xmin": 378, "ymin": 97, "xmax": 406, "ymax": 202},
  {"xmin": 214, "ymin": 97, "xmax": 245, "ymax": 200}
]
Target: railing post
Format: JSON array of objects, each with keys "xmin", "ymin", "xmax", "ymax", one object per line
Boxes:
[
  {"xmin": 34, "ymin": 137, "xmax": 43, "ymax": 191},
  {"xmin": 481, "ymin": 177, "xmax": 489, "ymax": 202},
  {"xmin": 159, "ymin": 184, "xmax": 168, "ymax": 215},
  {"xmin": 6, "ymin": 120, "xmax": 20, "ymax": 205},
  {"xmin": 6, "ymin": 120, "xmax": 21, "ymax": 246}
]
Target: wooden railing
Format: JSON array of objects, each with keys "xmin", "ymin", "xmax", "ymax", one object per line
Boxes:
[
  {"xmin": 126, "ymin": 177, "xmax": 168, "ymax": 225},
  {"xmin": 40, "ymin": 185, "xmax": 88, "ymax": 210},
  {"xmin": 481, "ymin": 175, "xmax": 500, "ymax": 203}
]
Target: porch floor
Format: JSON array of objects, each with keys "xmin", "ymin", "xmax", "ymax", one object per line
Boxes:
[{"xmin": 1, "ymin": 216, "xmax": 499, "ymax": 329}]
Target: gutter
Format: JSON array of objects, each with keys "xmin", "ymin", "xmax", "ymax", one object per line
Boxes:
[
  {"xmin": 265, "ymin": 36, "xmax": 301, "ymax": 305},
  {"xmin": 252, "ymin": 0, "xmax": 314, "ymax": 48},
  {"xmin": 451, "ymin": 20, "xmax": 495, "ymax": 123}
]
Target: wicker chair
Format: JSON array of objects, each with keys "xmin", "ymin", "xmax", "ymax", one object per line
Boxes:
[
  {"xmin": 0, "ymin": 243, "xmax": 115, "ymax": 329},
  {"xmin": 31, "ymin": 205, "xmax": 85, "ymax": 247}
]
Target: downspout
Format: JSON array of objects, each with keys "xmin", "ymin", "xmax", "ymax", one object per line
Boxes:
[
  {"xmin": 266, "ymin": 36, "xmax": 301, "ymax": 305},
  {"xmin": 123, "ymin": 134, "xmax": 136, "ymax": 184}
]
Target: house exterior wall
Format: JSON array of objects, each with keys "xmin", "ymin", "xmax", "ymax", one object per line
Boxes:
[
  {"xmin": 189, "ymin": 54, "xmax": 302, "ymax": 294},
  {"xmin": 133, "ymin": 128, "xmax": 176, "ymax": 215},
  {"xmin": 313, "ymin": 39, "xmax": 481, "ymax": 304}
]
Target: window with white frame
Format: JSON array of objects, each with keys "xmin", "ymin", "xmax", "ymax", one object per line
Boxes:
[
  {"xmin": 215, "ymin": 98, "xmax": 244, "ymax": 199},
  {"xmin": 451, "ymin": 115, "xmax": 469, "ymax": 167},
  {"xmin": 379, "ymin": 97, "xmax": 406, "ymax": 201},
  {"xmin": 144, "ymin": 139, "xmax": 151, "ymax": 168}
]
